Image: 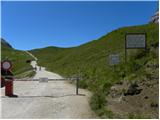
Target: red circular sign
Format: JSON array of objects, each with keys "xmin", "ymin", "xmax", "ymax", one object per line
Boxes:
[{"xmin": 2, "ymin": 60, "xmax": 12, "ymax": 71}]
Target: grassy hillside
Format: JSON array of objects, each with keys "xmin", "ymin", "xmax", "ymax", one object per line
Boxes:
[
  {"xmin": 30, "ymin": 23, "xmax": 158, "ymax": 118},
  {"xmin": 1, "ymin": 42, "xmax": 35, "ymax": 78},
  {"xmin": 31, "ymin": 23, "xmax": 158, "ymax": 86}
]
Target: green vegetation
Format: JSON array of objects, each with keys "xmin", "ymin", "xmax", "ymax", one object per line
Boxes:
[
  {"xmin": 15, "ymin": 70, "xmax": 36, "ymax": 79},
  {"xmin": 30, "ymin": 23, "xmax": 158, "ymax": 118},
  {"xmin": 128, "ymin": 113, "xmax": 151, "ymax": 119},
  {"xmin": 90, "ymin": 88, "xmax": 114, "ymax": 118},
  {"xmin": 1, "ymin": 43, "xmax": 35, "ymax": 78}
]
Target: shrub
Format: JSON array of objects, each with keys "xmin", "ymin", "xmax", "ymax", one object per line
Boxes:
[
  {"xmin": 90, "ymin": 89, "xmax": 106, "ymax": 110},
  {"xmin": 79, "ymin": 80, "xmax": 88, "ymax": 89}
]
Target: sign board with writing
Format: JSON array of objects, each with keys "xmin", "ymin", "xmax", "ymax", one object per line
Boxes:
[
  {"xmin": 109, "ymin": 54, "xmax": 120, "ymax": 65},
  {"xmin": 126, "ymin": 34, "xmax": 146, "ymax": 49},
  {"xmin": 39, "ymin": 77, "xmax": 48, "ymax": 83}
]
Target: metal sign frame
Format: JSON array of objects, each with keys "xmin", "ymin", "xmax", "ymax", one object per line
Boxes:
[
  {"xmin": 125, "ymin": 33, "xmax": 147, "ymax": 62},
  {"xmin": 125, "ymin": 33, "xmax": 147, "ymax": 49}
]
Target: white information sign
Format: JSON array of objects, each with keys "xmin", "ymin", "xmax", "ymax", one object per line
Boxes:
[
  {"xmin": 109, "ymin": 54, "xmax": 120, "ymax": 65},
  {"xmin": 39, "ymin": 77, "xmax": 48, "ymax": 83},
  {"xmin": 126, "ymin": 34, "xmax": 146, "ymax": 48}
]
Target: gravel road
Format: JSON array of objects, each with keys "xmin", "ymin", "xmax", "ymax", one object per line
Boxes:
[
  {"xmin": 1, "ymin": 81, "xmax": 96, "ymax": 118},
  {"xmin": 1, "ymin": 53, "xmax": 96, "ymax": 118}
]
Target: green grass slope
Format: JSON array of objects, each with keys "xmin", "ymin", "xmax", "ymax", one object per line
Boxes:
[
  {"xmin": 31, "ymin": 23, "xmax": 158, "ymax": 85},
  {"xmin": 30, "ymin": 23, "xmax": 158, "ymax": 118},
  {"xmin": 1, "ymin": 42, "xmax": 35, "ymax": 78}
]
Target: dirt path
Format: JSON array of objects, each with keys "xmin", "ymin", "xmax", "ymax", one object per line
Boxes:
[
  {"xmin": 25, "ymin": 51, "xmax": 38, "ymax": 61},
  {"xmin": 31, "ymin": 61, "xmax": 63, "ymax": 80},
  {"xmin": 1, "ymin": 52, "xmax": 97, "ymax": 119},
  {"xmin": 26, "ymin": 50, "xmax": 63, "ymax": 79}
]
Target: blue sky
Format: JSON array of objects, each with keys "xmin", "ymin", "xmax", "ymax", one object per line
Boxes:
[{"xmin": 1, "ymin": 1, "xmax": 158, "ymax": 50}]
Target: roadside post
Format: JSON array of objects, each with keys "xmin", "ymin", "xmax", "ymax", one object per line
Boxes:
[
  {"xmin": 1, "ymin": 60, "xmax": 18, "ymax": 97},
  {"xmin": 76, "ymin": 77, "xmax": 79, "ymax": 95}
]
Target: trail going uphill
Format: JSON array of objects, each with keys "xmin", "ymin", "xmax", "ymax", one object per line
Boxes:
[
  {"xmin": 25, "ymin": 50, "xmax": 38, "ymax": 61},
  {"xmin": 31, "ymin": 61, "xmax": 63, "ymax": 80}
]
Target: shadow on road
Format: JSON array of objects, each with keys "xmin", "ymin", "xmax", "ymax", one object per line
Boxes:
[{"xmin": 1, "ymin": 94, "xmax": 86, "ymax": 98}]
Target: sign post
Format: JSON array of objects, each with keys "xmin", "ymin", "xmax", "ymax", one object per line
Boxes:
[
  {"xmin": 1, "ymin": 60, "xmax": 17, "ymax": 97},
  {"xmin": 124, "ymin": 33, "xmax": 147, "ymax": 79},
  {"xmin": 125, "ymin": 33, "xmax": 147, "ymax": 62}
]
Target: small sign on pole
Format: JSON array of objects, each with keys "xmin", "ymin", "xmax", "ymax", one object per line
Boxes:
[
  {"xmin": 109, "ymin": 54, "xmax": 120, "ymax": 65},
  {"xmin": 39, "ymin": 77, "xmax": 48, "ymax": 83},
  {"xmin": 1, "ymin": 60, "xmax": 18, "ymax": 97},
  {"xmin": 2, "ymin": 60, "xmax": 12, "ymax": 71}
]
